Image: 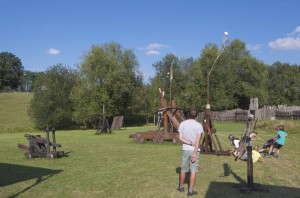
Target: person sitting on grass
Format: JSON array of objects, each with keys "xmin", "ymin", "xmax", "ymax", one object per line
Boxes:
[
  {"xmin": 243, "ymin": 145, "xmax": 265, "ymax": 163},
  {"xmin": 267, "ymin": 125, "xmax": 288, "ymax": 158}
]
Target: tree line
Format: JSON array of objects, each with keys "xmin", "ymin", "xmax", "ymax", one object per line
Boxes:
[{"xmin": 1, "ymin": 40, "xmax": 300, "ymax": 129}]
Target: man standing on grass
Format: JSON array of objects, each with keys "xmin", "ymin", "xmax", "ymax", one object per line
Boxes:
[{"xmin": 177, "ymin": 108, "xmax": 203, "ymax": 196}]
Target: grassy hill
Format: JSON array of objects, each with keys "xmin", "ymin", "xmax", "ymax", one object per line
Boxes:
[{"xmin": 0, "ymin": 92, "xmax": 35, "ymax": 133}]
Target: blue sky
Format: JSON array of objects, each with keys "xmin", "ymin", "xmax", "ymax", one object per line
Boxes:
[{"xmin": 1, "ymin": 1, "xmax": 300, "ymax": 81}]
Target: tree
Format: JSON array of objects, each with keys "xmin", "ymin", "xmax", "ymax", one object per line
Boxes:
[
  {"xmin": 0, "ymin": 52, "xmax": 24, "ymax": 91},
  {"xmin": 28, "ymin": 64, "xmax": 77, "ymax": 129},
  {"xmin": 268, "ymin": 62, "xmax": 300, "ymax": 105},
  {"xmin": 198, "ymin": 39, "xmax": 268, "ymax": 110},
  {"xmin": 151, "ymin": 54, "xmax": 198, "ymax": 111},
  {"xmin": 20, "ymin": 70, "xmax": 42, "ymax": 92},
  {"xmin": 71, "ymin": 42, "xmax": 142, "ymax": 126}
]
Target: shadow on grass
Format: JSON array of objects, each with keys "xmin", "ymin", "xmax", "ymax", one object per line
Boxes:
[
  {"xmin": 0, "ymin": 163, "xmax": 63, "ymax": 198},
  {"xmin": 204, "ymin": 163, "xmax": 300, "ymax": 198},
  {"xmin": 176, "ymin": 167, "xmax": 191, "ymax": 187}
]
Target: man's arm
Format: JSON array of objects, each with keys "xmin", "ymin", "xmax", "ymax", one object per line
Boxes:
[
  {"xmin": 179, "ymin": 133, "xmax": 194, "ymax": 146},
  {"xmin": 191, "ymin": 132, "xmax": 202, "ymax": 162}
]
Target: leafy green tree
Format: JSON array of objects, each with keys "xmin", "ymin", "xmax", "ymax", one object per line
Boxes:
[
  {"xmin": 20, "ymin": 70, "xmax": 42, "ymax": 92},
  {"xmin": 151, "ymin": 53, "xmax": 199, "ymax": 111},
  {"xmin": 71, "ymin": 42, "xmax": 142, "ymax": 126},
  {"xmin": 182, "ymin": 58, "xmax": 206, "ymax": 111},
  {"xmin": 0, "ymin": 52, "xmax": 24, "ymax": 91},
  {"xmin": 198, "ymin": 39, "xmax": 268, "ymax": 110},
  {"xmin": 268, "ymin": 62, "xmax": 300, "ymax": 105},
  {"xmin": 198, "ymin": 43, "xmax": 236, "ymax": 110},
  {"xmin": 28, "ymin": 64, "xmax": 77, "ymax": 129}
]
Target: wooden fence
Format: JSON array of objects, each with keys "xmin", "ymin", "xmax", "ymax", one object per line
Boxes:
[{"xmin": 198, "ymin": 106, "xmax": 300, "ymax": 121}]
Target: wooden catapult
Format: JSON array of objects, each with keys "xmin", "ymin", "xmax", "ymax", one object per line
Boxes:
[
  {"xmin": 18, "ymin": 127, "xmax": 64, "ymax": 159},
  {"xmin": 129, "ymin": 88, "xmax": 185, "ymax": 143},
  {"xmin": 200, "ymin": 107, "xmax": 231, "ymax": 156}
]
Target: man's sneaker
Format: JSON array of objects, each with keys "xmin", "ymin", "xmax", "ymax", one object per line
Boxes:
[
  {"xmin": 265, "ymin": 153, "xmax": 270, "ymax": 158},
  {"xmin": 274, "ymin": 154, "xmax": 279, "ymax": 158},
  {"xmin": 187, "ymin": 190, "xmax": 198, "ymax": 196},
  {"xmin": 177, "ymin": 187, "xmax": 184, "ymax": 192}
]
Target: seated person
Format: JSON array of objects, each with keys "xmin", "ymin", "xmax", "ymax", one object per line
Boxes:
[
  {"xmin": 228, "ymin": 135, "xmax": 240, "ymax": 156},
  {"xmin": 243, "ymin": 145, "xmax": 265, "ymax": 163}
]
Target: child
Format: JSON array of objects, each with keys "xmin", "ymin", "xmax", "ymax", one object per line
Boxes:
[
  {"xmin": 228, "ymin": 135, "xmax": 240, "ymax": 156},
  {"xmin": 243, "ymin": 145, "xmax": 265, "ymax": 163},
  {"xmin": 268, "ymin": 125, "xmax": 288, "ymax": 158},
  {"xmin": 260, "ymin": 138, "xmax": 275, "ymax": 157}
]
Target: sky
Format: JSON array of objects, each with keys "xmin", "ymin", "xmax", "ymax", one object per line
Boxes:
[{"xmin": 1, "ymin": 1, "xmax": 300, "ymax": 82}]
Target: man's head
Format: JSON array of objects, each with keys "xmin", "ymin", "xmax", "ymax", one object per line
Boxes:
[{"xmin": 188, "ymin": 108, "xmax": 198, "ymax": 119}]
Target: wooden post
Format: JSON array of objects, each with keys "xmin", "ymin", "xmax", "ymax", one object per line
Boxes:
[
  {"xmin": 46, "ymin": 127, "xmax": 50, "ymax": 158},
  {"xmin": 247, "ymin": 146, "xmax": 253, "ymax": 187},
  {"xmin": 162, "ymin": 98, "xmax": 168, "ymax": 133},
  {"xmin": 52, "ymin": 127, "xmax": 56, "ymax": 152}
]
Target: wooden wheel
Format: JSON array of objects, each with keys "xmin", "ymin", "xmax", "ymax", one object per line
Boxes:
[
  {"xmin": 153, "ymin": 133, "xmax": 164, "ymax": 144},
  {"xmin": 133, "ymin": 133, "xmax": 144, "ymax": 143}
]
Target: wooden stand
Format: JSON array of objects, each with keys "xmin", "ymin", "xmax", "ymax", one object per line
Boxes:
[
  {"xmin": 201, "ymin": 108, "xmax": 231, "ymax": 156},
  {"xmin": 236, "ymin": 146, "xmax": 269, "ymax": 193}
]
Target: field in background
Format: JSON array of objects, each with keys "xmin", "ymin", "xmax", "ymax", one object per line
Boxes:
[{"xmin": 0, "ymin": 93, "xmax": 35, "ymax": 133}]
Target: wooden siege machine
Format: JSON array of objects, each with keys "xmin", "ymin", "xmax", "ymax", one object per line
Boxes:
[
  {"xmin": 200, "ymin": 108, "xmax": 231, "ymax": 156},
  {"xmin": 129, "ymin": 88, "xmax": 185, "ymax": 143},
  {"xmin": 18, "ymin": 127, "xmax": 64, "ymax": 159}
]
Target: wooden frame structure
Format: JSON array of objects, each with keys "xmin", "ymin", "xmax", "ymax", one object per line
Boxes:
[
  {"xmin": 201, "ymin": 108, "xmax": 231, "ymax": 156},
  {"xmin": 129, "ymin": 89, "xmax": 185, "ymax": 144},
  {"xmin": 18, "ymin": 128, "xmax": 64, "ymax": 159}
]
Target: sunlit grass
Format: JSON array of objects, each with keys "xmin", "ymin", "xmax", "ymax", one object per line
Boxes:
[
  {"xmin": 1, "ymin": 124, "xmax": 299, "ymax": 198},
  {"xmin": 1, "ymin": 93, "xmax": 300, "ymax": 197}
]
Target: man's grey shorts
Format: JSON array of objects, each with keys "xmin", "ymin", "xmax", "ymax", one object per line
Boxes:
[{"xmin": 181, "ymin": 150, "xmax": 200, "ymax": 173}]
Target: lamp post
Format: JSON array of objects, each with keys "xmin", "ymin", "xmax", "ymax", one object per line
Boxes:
[{"xmin": 206, "ymin": 32, "xmax": 229, "ymax": 110}]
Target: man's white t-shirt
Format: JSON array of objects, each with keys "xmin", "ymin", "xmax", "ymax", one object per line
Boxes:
[{"xmin": 178, "ymin": 119, "xmax": 204, "ymax": 151}]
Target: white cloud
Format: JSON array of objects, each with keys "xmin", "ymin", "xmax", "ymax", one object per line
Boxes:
[
  {"xmin": 268, "ymin": 37, "xmax": 300, "ymax": 50},
  {"xmin": 142, "ymin": 43, "xmax": 169, "ymax": 51},
  {"xmin": 139, "ymin": 43, "xmax": 169, "ymax": 56},
  {"xmin": 288, "ymin": 26, "xmax": 300, "ymax": 36},
  {"xmin": 247, "ymin": 44, "xmax": 264, "ymax": 51},
  {"xmin": 47, "ymin": 48, "xmax": 60, "ymax": 55},
  {"xmin": 146, "ymin": 50, "xmax": 160, "ymax": 55}
]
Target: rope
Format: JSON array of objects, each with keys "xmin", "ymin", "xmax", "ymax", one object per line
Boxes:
[{"xmin": 213, "ymin": 133, "xmax": 235, "ymax": 149}]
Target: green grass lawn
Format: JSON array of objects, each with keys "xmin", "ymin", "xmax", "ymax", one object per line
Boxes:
[
  {"xmin": 1, "ymin": 93, "xmax": 299, "ymax": 197},
  {"xmin": 1, "ymin": 123, "xmax": 299, "ymax": 198}
]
